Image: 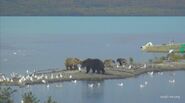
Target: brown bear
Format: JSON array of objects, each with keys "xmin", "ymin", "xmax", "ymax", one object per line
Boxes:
[
  {"xmin": 104, "ymin": 59, "xmax": 116, "ymax": 68},
  {"xmin": 116, "ymin": 58, "xmax": 127, "ymax": 66},
  {"xmin": 81, "ymin": 58, "xmax": 105, "ymax": 74},
  {"xmin": 65, "ymin": 58, "xmax": 81, "ymax": 70}
]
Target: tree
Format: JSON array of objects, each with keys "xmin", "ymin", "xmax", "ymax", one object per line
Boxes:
[
  {"xmin": 0, "ymin": 87, "xmax": 16, "ymax": 103},
  {"xmin": 44, "ymin": 96, "xmax": 57, "ymax": 103},
  {"xmin": 22, "ymin": 92, "xmax": 40, "ymax": 103}
]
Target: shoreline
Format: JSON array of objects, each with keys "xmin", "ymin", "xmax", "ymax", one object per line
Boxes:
[{"xmin": 1, "ymin": 62, "xmax": 185, "ymax": 86}]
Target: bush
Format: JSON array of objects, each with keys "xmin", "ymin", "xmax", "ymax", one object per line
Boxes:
[
  {"xmin": 0, "ymin": 87, "xmax": 16, "ymax": 103},
  {"xmin": 22, "ymin": 92, "xmax": 40, "ymax": 103},
  {"xmin": 168, "ymin": 53, "xmax": 184, "ymax": 62},
  {"xmin": 44, "ymin": 96, "xmax": 57, "ymax": 103}
]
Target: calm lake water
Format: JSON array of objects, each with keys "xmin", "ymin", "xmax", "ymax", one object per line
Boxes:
[
  {"xmin": 9, "ymin": 71, "xmax": 185, "ymax": 103},
  {"xmin": 1, "ymin": 17, "xmax": 185, "ymax": 74},
  {"xmin": 0, "ymin": 17, "xmax": 185, "ymax": 103}
]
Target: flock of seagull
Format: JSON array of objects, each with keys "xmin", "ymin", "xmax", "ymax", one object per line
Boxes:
[
  {"xmin": 115, "ymin": 71, "xmax": 176, "ymax": 89},
  {"xmin": 115, "ymin": 63, "xmax": 147, "ymax": 70},
  {"xmin": 0, "ymin": 69, "xmax": 177, "ymax": 90}
]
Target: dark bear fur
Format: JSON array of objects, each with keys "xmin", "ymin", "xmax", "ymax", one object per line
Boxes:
[
  {"xmin": 116, "ymin": 58, "xmax": 127, "ymax": 66},
  {"xmin": 81, "ymin": 58, "xmax": 105, "ymax": 74}
]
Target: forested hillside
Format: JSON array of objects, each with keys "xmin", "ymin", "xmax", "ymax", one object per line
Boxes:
[{"xmin": 1, "ymin": 0, "xmax": 185, "ymax": 15}]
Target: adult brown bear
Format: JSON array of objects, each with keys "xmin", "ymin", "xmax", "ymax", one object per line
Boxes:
[
  {"xmin": 104, "ymin": 59, "xmax": 116, "ymax": 68},
  {"xmin": 116, "ymin": 58, "xmax": 127, "ymax": 66},
  {"xmin": 81, "ymin": 58, "xmax": 105, "ymax": 74},
  {"xmin": 65, "ymin": 58, "xmax": 81, "ymax": 70}
]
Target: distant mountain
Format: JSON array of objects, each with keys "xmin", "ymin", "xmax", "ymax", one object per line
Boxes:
[{"xmin": 1, "ymin": 0, "xmax": 185, "ymax": 16}]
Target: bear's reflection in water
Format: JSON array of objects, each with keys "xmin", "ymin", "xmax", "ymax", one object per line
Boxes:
[{"xmin": 81, "ymin": 80, "xmax": 104, "ymax": 103}]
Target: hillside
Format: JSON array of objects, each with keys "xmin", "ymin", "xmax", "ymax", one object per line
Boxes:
[{"xmin": 1, "ymin": 0, "xmax": 185, "ymax": 15}]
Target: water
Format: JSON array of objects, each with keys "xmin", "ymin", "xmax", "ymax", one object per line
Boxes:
[
  {"xmin": 8, "ymin": 71, "xmax": 185, "ymax": 103},
  {"xmin": 1, "ymin": 17, "xmax": 185, "ymax": 74},
  {"xmin": 0, "ymin": 17, "xmax": 185, "ymax": 103}
]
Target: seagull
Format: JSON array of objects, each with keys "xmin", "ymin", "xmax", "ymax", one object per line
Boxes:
[
  {"xmin": 6, "ymin": 78, "xmax": 10, "ymax": 82},
  {"xmin": 78, "ymin": 66, "xmax": 82, "ymax": 72},
  {"xmin": 144, "ymin": 81, "xmax": 148, "ymax": 85},
  {"xmin": 25, "ymin": 75, "xmax": 30, "ymax": 80},
  {"xmin": 140, "ymin": 84, "xmax": 145, "ymax": 88},
  {"xmin": 19, "ymin": 79, "xmax": 22, "ymax": 84},
  {"xmin": 36, "ymin": 76, "xmax": 41, "ymax": 80},
  {"xmin": 21, "ymin": 100, "xmax": 24, "ymax": 103},
  {"xmin": 72, "ymin": 80, "xmax": 77, "ymax": 83},
  {"xmin": 128, "ymin": 65, "xmax": 132, "ymax": 69},
  {"xmin": 169, "ymin": 49, "xmax": 174, "ymax": 54},
  {"xmin": 56, "ymin": 75, "xmax": 59, "ymax": 79},
  {"xmin": 46, "ymin": 84, "xmax": 50, "ymax": 88},
  {"xmin": 59, "ymin": 74, "xmax": 63, "ymax": 78},
  {"xmin": 30, "ymin": 77, "xmax": 33, "ymax": 81},
  {"xmin": 169, "ymin": 79, "xmax": 175, "ymax": 84},
  {"xmin": 148, "ymin": 71, "xmax": 154, "ymax": 76},
  {"xmin": 141, "ymin": 64, "xmax": 147, "ymax": 69},
  {"xmin": 51, "ymin": 74, "xmax": 54, "ymax": 79},
  {"xmin": 34, "ymin": 75, "xmax": 38, "ymax": 78},
  {"xmin": 40, "ymin": 74, "xmax": 44, "ymax": 79},
  {"xmin": 27, "ymin": 85, "xmax": 30, "ymax": 88},
  {"xmin": 117, "ymin": 82, "xmax": 124, "ymax": 87},
  {"xmin": 18, "ymin": 76, "xmax": 26, "ymax": 84},
  {"xmin": 116, "ymin": 64, "xmax": 119, "ymax": 68},
  {"xmin": 13, "ymin": 52, "xmax": 17, "ymax": 55},
  {"xmin": 2, "ymin": 75, "xmax": 6, "ymax": 81},
  {"xmin": 88, "ymin": 83, "xmax": 94, "ymax": 88},
  {"xmin": 69, "ymin": 75, "xmax": 72, "ymax": 79},
  {"xmin": 97, "ymin": 82, "xmax": 101, "ymax": 86},
  {"xmin": 42, "ymin": 79, "xmax": 46, "ymax": 84},
  {"xmin": 26, "ymin": 70, "xmax": 29, "ymax": 74},
  {"xmin": 44, "ymin": 75, "xmax": 48, "ymax": 79}
]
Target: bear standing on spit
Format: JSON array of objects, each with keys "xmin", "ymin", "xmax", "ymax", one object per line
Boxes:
[{"xmin": 81, "ymin": 58, "xmax": 105, "ymax": 74}]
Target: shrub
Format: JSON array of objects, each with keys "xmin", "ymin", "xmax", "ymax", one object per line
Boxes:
[
  {"xmin": 0, "ymin": 87, "xmax": 16, "ymax": 103},
  {"xmin": 22, "ymin": 92, "xmax": 40, "ymax": 103},
  {"xmin": 44, "ymin": 96, "xmax": 57, "ymax": 103}
]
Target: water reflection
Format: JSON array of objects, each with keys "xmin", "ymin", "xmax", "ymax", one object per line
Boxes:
[{"xmin": 81, "ymin": 81, "xmax": 105, "ymax": 103}]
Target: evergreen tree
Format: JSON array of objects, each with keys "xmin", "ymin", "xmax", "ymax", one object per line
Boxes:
[
  {"xmin": 44, "ymin": 96, "xmax": 57, "ymax": 103},
  {"xmin": 0, "ymin": 87, "xmax": 16, "ymax": 103},
  {"xmin": 22, "ymin": 92, "xmax": 40, "ymax": 103}
]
